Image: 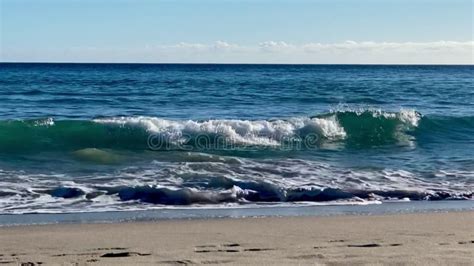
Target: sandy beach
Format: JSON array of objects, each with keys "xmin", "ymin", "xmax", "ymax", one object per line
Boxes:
[{"xmin": 0, "ymin": 211, "xmax": 472, "ymax": 265}]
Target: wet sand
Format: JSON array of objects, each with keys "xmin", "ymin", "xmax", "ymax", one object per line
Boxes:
[{"xmin": 0, "ymin": 211, "xmax": 472, "ymax": 265}]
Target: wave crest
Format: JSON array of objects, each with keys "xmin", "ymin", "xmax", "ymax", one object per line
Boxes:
[
  {"xmin": 95, "ymin": 109, "xmax": 420, "ymax": 148},
  {"xmin": 0, "ymin": 109, "xmax": 454, "ymax": 153}
]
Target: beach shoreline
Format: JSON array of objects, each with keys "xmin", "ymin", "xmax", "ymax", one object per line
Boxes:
[
  {"xmin": 0, "ymin": 211, "xmax": 472, "ymax": 265},
  {"xmin": 1, "ymin": 200, "xmax": 473, "ymax": 226}
]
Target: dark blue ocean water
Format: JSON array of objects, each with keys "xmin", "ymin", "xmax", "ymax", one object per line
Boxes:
[{"xmin": 0, "ymin": 63, "xmax": 473, "ymax": 214}]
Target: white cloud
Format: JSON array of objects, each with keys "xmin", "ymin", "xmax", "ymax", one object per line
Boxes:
[
  {"xmin": 259, "ymin": 41, "xmax": 291, "ymax": 52},
  {"xmin": 213, "ymin": 41, "xmax": 234, "ymax": 50},
  {"xmin": 2, "ymin": 41, "xmax": 473, "ymax": 64}
]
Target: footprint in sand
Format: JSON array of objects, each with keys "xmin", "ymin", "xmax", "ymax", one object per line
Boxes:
[
  {"xmin": 100, "ymin": 252, "xmax": 151, "ymax": 258},
  {"xmin": 222, "ymin": 244, "xmax": 240, "ymax": 247},
  {"xmin": 346, "ymin": 243, "xmax": 403, "ymax": 248},
  {"xmin": 194, "ymin": 243, "xmax": 274, "ymax": 254},
  {"xmin": 243, "ymin": 248, "xmax": 274, "ymax": 252}
]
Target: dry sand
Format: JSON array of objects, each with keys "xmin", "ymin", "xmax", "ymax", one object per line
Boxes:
[{"xmin": 0, "ymin": 212, "xmax": 473, "ymax": 265}]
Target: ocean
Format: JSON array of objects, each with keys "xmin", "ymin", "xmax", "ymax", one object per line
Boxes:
[{"xmin": 0, "ymin": 63, "xmax": 473, "ymax": 216}]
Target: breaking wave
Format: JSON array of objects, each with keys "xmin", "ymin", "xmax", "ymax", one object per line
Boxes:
[{"xmin": 0, "ymin": 109, "xmax": 446, "ymax": 153}]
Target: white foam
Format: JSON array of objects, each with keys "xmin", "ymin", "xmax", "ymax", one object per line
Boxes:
[
  {"xmin": 397, "ymin": 109, "xmax": 422, "ymax": 127},
  {"xmin": 94, "ymin": 116, "xmax": 347, "ymax": 146},
  {"xmin": 328, "ymin": 107, "xmax": 422, "ymax": 127},
  {"xmin": 33, "ymin": 117, "xmax": 55, "ymax": 127},
  {"xmin": 0, "ymin": 158, "xmax": 472, "ymax": 214}
]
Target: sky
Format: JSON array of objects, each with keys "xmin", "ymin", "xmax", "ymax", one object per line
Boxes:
[{"xmin": 1, "ymin": 0, "xmax": 473, "ymax": 64}]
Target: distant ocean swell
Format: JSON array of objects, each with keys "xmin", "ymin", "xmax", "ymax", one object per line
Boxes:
[{"xmin": 2, "ymin": 109, "xmax": 471, "ymax": 153}]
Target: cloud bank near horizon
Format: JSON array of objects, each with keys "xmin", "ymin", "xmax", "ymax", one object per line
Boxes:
[{"xmin": 3, "ymin": 40, "xmax": 473, "ymax": 64}]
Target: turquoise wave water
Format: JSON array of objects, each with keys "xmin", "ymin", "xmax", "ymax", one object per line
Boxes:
[{"xmin": 1, "ymin": 110, "xmax": 471, "ymax": 153}]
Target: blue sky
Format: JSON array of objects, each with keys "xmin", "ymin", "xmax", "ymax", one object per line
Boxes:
[{"xmin": 1, "ymin": 0, "xmax": 473, "ymax": 63}]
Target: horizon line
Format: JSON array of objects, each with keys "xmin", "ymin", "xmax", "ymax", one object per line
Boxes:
[{"xmin": 1, "ymin": 61, "xmax": 473, "ymax": 66}]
